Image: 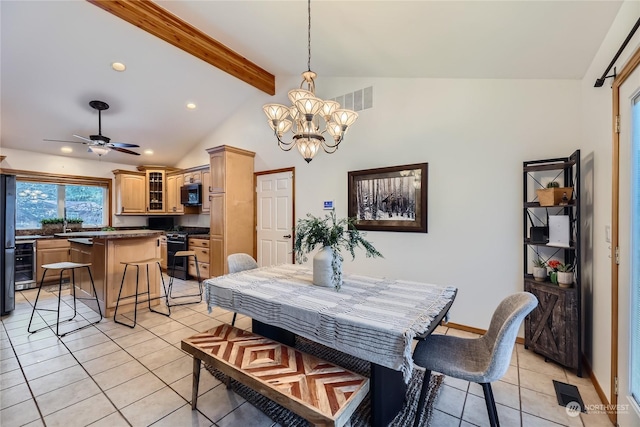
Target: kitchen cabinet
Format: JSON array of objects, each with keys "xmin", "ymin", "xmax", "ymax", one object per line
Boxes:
[
  {"xmin": 201, "ymin": 169, "xmax": 211, "ymax": 214},
  {"xmin": 160, "ymin": 235, "xmax": 167, "ymax": 269},
  {"xmin": 113, "ymin": 170, "xmax": 146, "ymax": 214},
  {"xmin": 36, "ymin": 239, "xmax": 70, "ymax": 284},
  {"xmin": 188, "ymin": 238, "xmax": 210, "ymax": 279},
  {"xmin": 69, "ymin": 241, "xmax": 94, "ymax": 298},
  {"xmin": 166, "ymin": 173, "xmax": 184, "ymax": 214},
  {"xmin": 183, "ymin": 170, "xmax": 202, "ymax": 184},
  {"xmin": 144, "ymin": 168, "xmax": 166, "ymax": 213},
  {"xmin": 206, "ymin": 145, "xmax": 255, "ymax": 276}
]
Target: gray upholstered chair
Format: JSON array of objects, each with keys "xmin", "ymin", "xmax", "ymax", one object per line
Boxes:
[
  {"xmin": 412, "ymin": 292, "xmax": 538, "ymax": 427},
  {"xmin": 226, "ymin": 253, "xmax": 259, "ymax": 326}
]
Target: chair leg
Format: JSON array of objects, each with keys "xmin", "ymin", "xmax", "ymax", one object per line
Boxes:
[
  {"xmin": 481, "ymin": 383, "xmax": 500, "ymax": 427},
  {"xmin": 114, "ymin": 264, "xmax": 134, "ymax": 328},
  {"xmin": 55, "ymin": 269, "xmax": 64, "ymax": 337},
  {"xmin": 413, "ymin": 369, "xmax": 432, "ymax": 427},
  {"xmin": 231, "ymin": 312, "xmax": 237, "ymax": 326},
  {"xmin": 27, "ymin": 269, "xmax": 48, "ymax": 333},
  {"xmin": 148, "ymin": 263, "xmax": 170, "ymax": 317}
]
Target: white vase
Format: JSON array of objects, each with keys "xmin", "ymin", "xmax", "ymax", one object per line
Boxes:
[
  {"xmin": 557, "ymin": 271, "xmax": 573, "ymax": 287},
  {"xmin": 532, "ymin": 267, "xmax": 547, "ymax": 282},
  {"xmin": 313, "ymin": 246, "xmax": 341, "ymax": 288}
]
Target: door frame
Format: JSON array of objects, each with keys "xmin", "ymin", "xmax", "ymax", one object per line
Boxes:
[
  {"xmin": 611, "ymin": 45, "xmax": 640, "ymax": 427},
  {"xmin": 254, "ymin": 167, "xmax": 296, "ymax": 264}
]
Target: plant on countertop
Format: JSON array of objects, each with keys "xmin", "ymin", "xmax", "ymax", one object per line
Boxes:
[
  {"xmin": 40, "ymin": 217, "xmax": 65, "ymax": 225},
  {"xmin": 66, "ymin": 218, "xmax": 83, "ymax": 224},
  {"xmin": 101, "ymin": 226, "xmax": 116, "ymax": 231},
  {"xmin": 294, "ymin": 209, "xmax": 382, "ymax": 290}
]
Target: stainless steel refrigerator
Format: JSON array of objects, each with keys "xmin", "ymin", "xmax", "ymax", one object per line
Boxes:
[{"xmin": 1, "ymin": 174, "xmax": 16, "ymax": 315}]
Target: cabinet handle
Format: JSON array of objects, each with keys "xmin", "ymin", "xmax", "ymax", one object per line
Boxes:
[
  {"xmin": 208, "ymin": 186, "xmax": 212, "ymax": 192},
  {"xmin": 283, "ymin": 234, "xmax": 292, "ymax": 239}
]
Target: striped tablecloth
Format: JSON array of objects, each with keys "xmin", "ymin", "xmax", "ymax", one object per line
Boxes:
[{"xmin": 204, "ymin": 264, "xmax": 457, "ymax": 382}]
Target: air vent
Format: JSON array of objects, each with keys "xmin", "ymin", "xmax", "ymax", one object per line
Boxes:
[{"xmin": 330, "ymin": 86, "xmax": 373, "ymax": 112}]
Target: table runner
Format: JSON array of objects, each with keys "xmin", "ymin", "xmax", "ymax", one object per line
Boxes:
[{"xmin": 205, "ymin": 264, "xmax": 457, "ymax": 382}]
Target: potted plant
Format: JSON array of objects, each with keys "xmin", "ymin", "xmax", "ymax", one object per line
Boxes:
[
  {"xmin": 532, "ymin": 258, "xmax": 547, "ymax": 282},
  {"xmin": 66, "ymin": 218, "xmax": 84, "ymax": 231},
  {"xmin": 294, "ymin": 210, "xmax": 382, "ymax": 290},
  {"xmin": 40, "ymin": 217, "xmax": 64, "ymax": 234},
  {"xmin": 547, "ymin": 259, "xmax": 573, "ymax": 287},
  {"xmin": 536, "ymin": 181, "xmax": 573, "ymax": 207}
]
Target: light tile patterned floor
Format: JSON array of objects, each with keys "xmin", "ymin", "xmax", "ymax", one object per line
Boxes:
[{"xmin": 0, "ymin": 278, "xmax": 613, "ymax": 427}]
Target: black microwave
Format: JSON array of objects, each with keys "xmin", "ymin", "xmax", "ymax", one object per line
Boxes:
[{"xmin": 180, "ymin": 183, "xmax": 202, "ymax": 206}]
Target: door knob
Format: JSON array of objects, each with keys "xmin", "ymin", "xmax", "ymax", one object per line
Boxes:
[{"xmin": 283, "ymin": 234, "xmax": 292, "ymax": 239}]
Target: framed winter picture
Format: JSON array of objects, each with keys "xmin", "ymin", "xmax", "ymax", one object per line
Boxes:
[{"xmin": 347, "ymin": 163, "xmax": 428, "ymax": 233}]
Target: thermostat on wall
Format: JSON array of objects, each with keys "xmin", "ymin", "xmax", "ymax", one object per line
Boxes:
[{"xmin": 323, "ymin": 200, "xmax": 334, "ymax": 210}]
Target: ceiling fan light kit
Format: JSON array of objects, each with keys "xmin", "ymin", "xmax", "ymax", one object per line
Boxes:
[
  {"xmin": 45, "ymin": 100, "xmax": 141, "ymax": 156},
  {"xmin": 262, "ymin": 0, "xmax": 358, "ymax": 163}
]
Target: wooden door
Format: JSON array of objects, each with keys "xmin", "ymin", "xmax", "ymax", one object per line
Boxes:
[
  {"xmin": 210, "ymin": 151, "xmax": 225, "ymax": 193},
  {"xmin": 118, "ymin": 173, "xmax": 145, "ymax": 214},
  {"xmin": 166, "ymin": 174, "xmax": 178, "ymax": 213},
  {"xmin": 201, "ymin": 169, "xmax": 211, "ymax": 213}
]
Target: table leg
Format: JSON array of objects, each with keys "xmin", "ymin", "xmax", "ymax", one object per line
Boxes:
[
  {"xmin": 371, "ymin": 363, "xmax": 407, "ymax": 427},
  {"xmin": 252, "ymin": 319, "xmax": 295, "ymax": 346},
  {"xmin": 192, "ymin": 357, "xmax": 201, "ymax": 410}
]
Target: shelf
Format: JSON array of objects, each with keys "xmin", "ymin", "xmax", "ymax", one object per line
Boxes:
[
  {"xmin": 524, "ymin": 201, "xmax": 576, "ymax": 208},
  {"xmin": 523, "ymin": 159, "xmax": 576, "ymax": 172},
  {"xmin": 524, "ymin": 239, "xmax": 575, "ymax": 249},
  {"xmin": 523, "ymin": 276, "xmax": 577, "ymax": 291}
]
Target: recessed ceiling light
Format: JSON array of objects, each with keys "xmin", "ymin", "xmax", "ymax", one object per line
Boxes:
[
  {"xmin": 144, "ymin": 149, "xmax": 154, "ymax": 155},
  {"xmin": 186, "ymin": 102, "xmax": 197, "ymax": 110},
  {"xmin": 111, "ymin": 62, "xmax": 126, "ymax": 72},
  {"xmin": 61, "ymin": 147, "xmax": 73, "ymax": 153}
]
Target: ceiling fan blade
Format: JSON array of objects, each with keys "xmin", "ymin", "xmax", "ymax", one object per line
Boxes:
[
  {"xmin": 108, "ymin": 142, "xmax": 140, "ymax": 148},
  {"xmin": 73, "ymin": 134, "xmax": 93, "ymax": 143},
  {"xmin": 44, "ymin": 138, "xmax": 86, "ymax": 144},
  {"xmin": 110, "ymin": 146, "xmax": 140, "ymax": 156}
]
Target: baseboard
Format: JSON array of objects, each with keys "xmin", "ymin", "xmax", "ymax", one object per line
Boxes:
[{"xmin": 442, "ymin": 321, "xmax": 525, "ymax": 344}]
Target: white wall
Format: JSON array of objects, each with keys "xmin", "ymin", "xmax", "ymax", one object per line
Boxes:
[
  {"xmin": 579, "ymin": 0, "xmax": 640, "ymax": 404},
  {"xmin": 184, "ymin": 75, "xmax": 582, "ymax": 331},
  {"xmin": 0, "ymin": 147, "xmax": 147, "ymax": 228}
]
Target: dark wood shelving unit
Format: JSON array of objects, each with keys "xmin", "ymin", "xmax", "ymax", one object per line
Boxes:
[{"xmin": 522, "ymin": 150, "xmax": 582, "ymax": 377}]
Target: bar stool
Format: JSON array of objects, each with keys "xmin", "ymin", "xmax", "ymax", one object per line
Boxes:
[
  {"xmin": 113, "ymin": 258, "xmax": 170, "ymax": 328},
  {"xmin": 27, "ymin": 262, "xmax": 103, "ymax": 337},
  {"xmin": 167, "ymin": 251, "xmax": 203, "ymax": 307}
]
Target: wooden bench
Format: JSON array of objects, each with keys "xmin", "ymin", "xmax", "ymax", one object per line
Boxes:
[{"xmin": 181, "ymin": 324, "xmax": 370, "ymax": 427}]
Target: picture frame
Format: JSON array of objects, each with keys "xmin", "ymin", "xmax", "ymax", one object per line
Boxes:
[{"xmin": 347, "ymin": 163, "xmax": 428, "ymax": 232}]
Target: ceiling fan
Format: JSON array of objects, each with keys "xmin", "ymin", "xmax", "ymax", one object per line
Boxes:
[{"xmin": 45, "ymin": 100, "xmax": 140, "ymax": 156}]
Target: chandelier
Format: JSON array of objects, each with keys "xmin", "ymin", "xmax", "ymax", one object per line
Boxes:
[
  {"xmin": 262, "ymin": 0, "xmax": 358, "ymax": 163},
  {"xmin": 88, "ymin": 146, "xmax": 111, "ymax": 156}
]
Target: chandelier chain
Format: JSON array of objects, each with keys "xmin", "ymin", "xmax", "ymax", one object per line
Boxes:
[{"xmin": 307, "ymin": 0, "xmax": 311, "ymax": 72}]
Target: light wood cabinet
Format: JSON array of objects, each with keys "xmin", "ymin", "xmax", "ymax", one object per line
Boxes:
[
  {"xmin": 201, "ymin": 169, "xmax": 211, "ymax": 213},
  {"xmin": 113, "ymin": 170, "xmax": 146, "ymax": 214},
  {"xmin": 144, "ymin": 169, "xmax": 166, "ymax": 213},
  {"xmin": 206, "ymin": 145, "xmax": 255, "ymax": 277},
  {"xmin": 36, "ymin": 239, "xmax": 70, "ymax": 283},
  {"xmin": 69, "ymin": 242, "xmax": 94, "ymax": 297},
  {"xmin": 160, "ymin": 235, "xmax": 167, "ymax": 269},
  {"xmin": 183, "ymin": 170, "xmax": 202, "ymax": 184},
  {"xmin": 166, "ymin": 173, "xmax": 184, "ymax": 214},
  {"xmin": 188, "ymin": 238, "xmax": 210, "ymax": 279}
]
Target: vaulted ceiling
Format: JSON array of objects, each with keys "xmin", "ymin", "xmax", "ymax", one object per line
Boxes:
[{"xmin": 0, "ymin": 0, "xmax": 624, "ymax": 166}]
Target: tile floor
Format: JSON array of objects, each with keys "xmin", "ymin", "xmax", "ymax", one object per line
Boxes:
[{"xmin": 1, "ymin": 277, "xmax": 614, "ymax": 427}]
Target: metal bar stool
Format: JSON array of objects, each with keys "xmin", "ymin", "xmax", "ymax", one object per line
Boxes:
[
  {"xmin": 27, "ymin": 262, "xmax": 103, "ymax": 337},
  {"xmin": 113, "ymin": 258, "xmax": 170, "ymax": 328},
  {"xmin": 167, "ymin": 251, "xmax": 203, "ymax": 307}
]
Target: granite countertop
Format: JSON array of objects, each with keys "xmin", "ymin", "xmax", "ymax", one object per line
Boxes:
[
  {"xmin": 68, "ymin": 238, "xmax": 93, "ymax": 245},
  {"xmin": 54, "ymin": 230, "xmax": 163, "ymax": 239},
  {"xmin": 16, "ymin": 235, "xmax": 54, "ymax": 240}
]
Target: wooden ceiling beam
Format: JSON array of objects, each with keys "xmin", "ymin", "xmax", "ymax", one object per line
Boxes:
[{"xmin": 87, "ymin": 0, "xmax": 275, "ymax": 95}]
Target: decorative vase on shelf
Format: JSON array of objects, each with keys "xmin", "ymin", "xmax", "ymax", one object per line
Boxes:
[
  {"xmin": 532, "ymin": 267, "xmax": 547, "ymax": 282},
  {"xmin": 549, "ymin": 271, "xmax": 558, "ymax": 284},
  {"xmin": 313, "ymin": 246, "xmax": 341, "ymax": 288},
  {"xmin": 557, "ymin": 271, "xmax": 573, "ymax": 288}
]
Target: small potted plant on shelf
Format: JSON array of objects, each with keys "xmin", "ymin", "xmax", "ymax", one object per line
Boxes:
[
  {"xmin": 532, "ymin": 258, "xmax": 548, "ymax": 282},
  {"xmin": 294, "ymin": 210, "xmax": 382, "ymax": 290},
  {"xmin": 547, "ymin": 259, "xmax": 573, "ymax": 287},
  {"xmin": 536, "ymin": 181, "xmax": 573, "ymax": 207}
]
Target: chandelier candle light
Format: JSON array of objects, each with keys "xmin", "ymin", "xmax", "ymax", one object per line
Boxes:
[{"xmin": 262, "ymin": 0, "xmax": 358, "ymax": 163}]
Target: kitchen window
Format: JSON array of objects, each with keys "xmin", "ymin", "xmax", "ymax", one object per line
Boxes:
[{"xmin": 14, "ymin": 173, "xmax": 111, "ymax": 229}]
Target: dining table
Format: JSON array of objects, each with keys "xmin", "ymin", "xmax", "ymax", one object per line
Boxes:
[{"xmin": 204, "ymin": 263, "xmax": 457, "ymax": 427}]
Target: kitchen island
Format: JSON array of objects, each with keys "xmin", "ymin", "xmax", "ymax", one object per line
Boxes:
[{"xmin": 56, "ymin": 230, "xmax": 164, "ymax": 317}]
